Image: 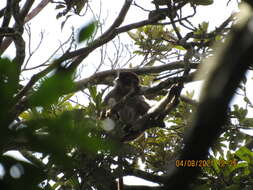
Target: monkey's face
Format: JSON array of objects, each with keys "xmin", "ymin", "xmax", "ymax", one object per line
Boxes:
[{"xmin": 115, "ymin": 72, "xmax": 140, "ymax": 93}]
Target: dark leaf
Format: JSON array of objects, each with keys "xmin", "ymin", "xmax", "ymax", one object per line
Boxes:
[{"xmin": 77, "ymin": 20, "xmax": 97, "ymax": 43}]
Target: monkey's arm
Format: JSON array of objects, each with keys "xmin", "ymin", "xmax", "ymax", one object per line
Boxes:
[
  {"xmin": 109, "ymin": 89, "xmax": 138, "ymax": 116},
  {"xmin": 122, "ymin": 85, "xmax": 181, "ymax": 142},
  {"xmin": 100, "ymin": 89, "xmax": 117, "ymax": 120},
  {"xmin": 132, "ymin": 96, "xmax": 150, "ymax": 115}
]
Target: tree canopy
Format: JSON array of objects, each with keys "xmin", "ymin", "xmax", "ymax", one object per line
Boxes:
[{"xmin": 1, "ymin": 0, "xmax": 253, "ymax": 190}]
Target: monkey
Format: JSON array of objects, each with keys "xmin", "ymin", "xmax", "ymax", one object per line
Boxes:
[
  {"xmin": 101, "ymin": 71, "xmax": 150, "ymax": 190},
  {"xmin": 101, "ymin": 71, "xmax": 150, "ymax": 139},
  {"xmin": 101, "ymin": 71, "xmax": 166, "ymax": 142},
  {"xmin": 101, "ymin": 71, "xmax": 168, "ymax": 190}
]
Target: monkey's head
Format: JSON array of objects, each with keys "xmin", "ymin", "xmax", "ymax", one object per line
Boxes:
[{"xmin": 115, "ymin": 71, "xmax": 140, "ymax": 94}]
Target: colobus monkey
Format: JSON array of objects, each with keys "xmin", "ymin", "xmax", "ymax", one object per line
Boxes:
[
  {"xmin": 104, "ymin": 72, "xmax": 149, "ymax": 122},
  {"xmin": 101, "ymin": 71, "xmax": 167, "ymax": 190},
  {"xmin": 101, "ymin": 71, "xmax": 166, "ymax": 142}
]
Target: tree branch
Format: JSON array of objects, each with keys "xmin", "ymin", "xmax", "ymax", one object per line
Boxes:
[
  {"xmin": 25, "ymin": 0, "xmax": 50, "ymax": 22},
  {"xmin": 74, "ymin": 62, "xmax": 197, "ymax": 90},
  {"xmin": 10, "ymin": 0, "xmax": 134, "ymax": 123},
  {"xmin": 164, "ymin": 9, "xmax": 253, "ymax": 190},
  {"xmin": 10, "ymin": 0, "xmax": 35, "ymax": 68},
  {"xmin": 0, "ymin": 0, "xmax": 49, "ymax": 54}
]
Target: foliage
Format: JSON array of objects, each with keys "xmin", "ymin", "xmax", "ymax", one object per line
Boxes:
[{"xmin": 77, "ymin": 21, "xmax": 97, "ymax": 43}]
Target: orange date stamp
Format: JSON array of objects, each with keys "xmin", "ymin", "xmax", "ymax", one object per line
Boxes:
[{"xmin": 175, "ymin": 159, "xmax": 237, "ymax": 167}]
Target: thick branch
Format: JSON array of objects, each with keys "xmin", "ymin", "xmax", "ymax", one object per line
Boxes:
[
  {"xmin": 0, "ymin": 27, "xmax": 16, "ymax": 36},
  {"xmin": 74, "ymin": 62, "xmax": 197, "ymax": 90},
  {"xmin": 16, "ymin": 0, "xmax": 199, "ymax": 104},
  {"xmin": 0, "ymin": 1, "xmax": 11, "ymax": 46},
  {"xmin": 10, "ymin": 0, "xmax": 35, "ymax": 68},
  {"xmin": 164, "ymin": 9, "xmax": 253, "ymax": 190},
  {"xmin": 0, "ymin": 0, "xmax": 49, "ymax": 54},
  {"xmin": 10, "ymin": 0, "xmax": 134, "ymax": 123},
  {"xmin": 67, "ymin": 0, "xmax": 134, "ymax": 69},
  {"xmin": 16, "ymin": 0, "xmax": 133, "ymax": 99},
  {"xmin": 25, "ymin": 0, "xmax": 50, "ymax": 22},
  {"xmin": 64, "ymin": 15, "xmax": 181, "ymax": 65},
  {"xmin": 38, "ymin": 2, "xmax": 173, "ymax": 71}
]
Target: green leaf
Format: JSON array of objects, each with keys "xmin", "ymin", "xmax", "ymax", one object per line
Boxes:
[
  {"xmin": 215, "ymin": 35, "xmax": 222, "ymax": 41},
  {"xmin": 88, "ymin": 85, "xmax": 97, "ymax": 102},
  {"xmin": 0, "ymin": 58, "xmax": 19, "ymax": 103},
  {"xmin": 127, "ymin": 31, "xmax": 139, "ymax": 41},
  {"xmin": 212, "ymin": 159, "xmax": 220, "ymax": 173},
  {"xmin": 29, "ymin": 68, "xmax": 75, "ymax": 107},
  {"xmin": 242, "ymin": 118, "xmax": 253, "ymax": 128},
  {"xmin": 60, "ymin": 93, "xmax": 75, "ymax": 104},
  {"xmin": 77, "ymin": 20, "xmax": 97, "ymax": 43},
  {"xmin": 0, "ymin": 57, "xmax": 19, "ymax": 128},
  {"xmin": 221, "ymin": 184, "xmax": 240, "ymax": 190},
  {"xmin": 174, "ymin": 45, "xmax": 186, "ymax": 50},
  {"xmin": 193, "ymin": 184, "xmax": 210, "ymax": 190},
  {"xmin": 200, "ymin": 21, "xmax": 209, "ymax": 32},
  {"xmin": 235, "ymin": 147, "xmax": 253, "ymax": 163}
]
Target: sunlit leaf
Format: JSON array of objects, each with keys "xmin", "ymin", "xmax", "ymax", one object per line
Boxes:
[
  {"xmin": 174, "ymin": 45, "xmax": 186, "ymax": 50},
  {"xmin": 127, "ymin": 31, "xmax": 139, "ymax": 41},
  {"xmin": 235, "ymin": 147, "xmax": 253, "ymax": 163},
  {"xmin": 200, "ymin": 21, "xmax": 209, "ymax": 32},
  {"xmin": 88, "ymin": 86, "xmax": 97, "ymax": 102}
]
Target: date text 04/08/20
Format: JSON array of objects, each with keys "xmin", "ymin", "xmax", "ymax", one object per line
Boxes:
[{"xmin": 175, "ymin": 159, "xmax": 237, "ymax": 167}]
